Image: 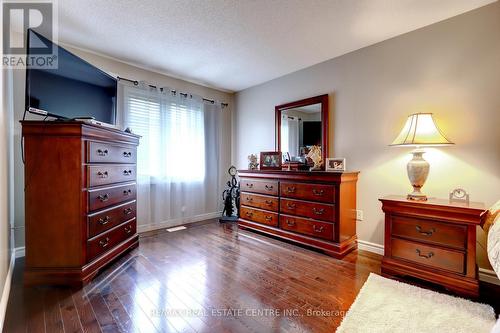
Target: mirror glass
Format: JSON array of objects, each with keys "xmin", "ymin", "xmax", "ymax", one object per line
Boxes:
[{"xmin": 280, "ymin": 103, "xmax": 322, "ymax": 163}]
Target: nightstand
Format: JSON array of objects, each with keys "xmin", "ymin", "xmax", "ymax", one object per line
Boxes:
[{"xmin": 379, "ymin": 195, "xmax": 486, "ymax": 298}]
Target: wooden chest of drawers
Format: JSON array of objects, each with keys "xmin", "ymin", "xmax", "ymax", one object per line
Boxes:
[
  {"xmin": 238, "ymin": 170, "xmax": 359, "ymax": 258},
  {"xmin": 22, "ymin": 121, "xmax": 140, "ymax": 286},
  {"xmin": 380, "ymin": 195, "xmax": 486, "ymax": 297}
]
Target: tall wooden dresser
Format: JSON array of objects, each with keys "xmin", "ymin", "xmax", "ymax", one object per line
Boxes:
[
  {"xmin": 238, "ymin": 170, "xmax": 359, "ymax": 258},
  {"xmin": 22, "ymin": 121, "xmax": 140, "ymax": 285}
]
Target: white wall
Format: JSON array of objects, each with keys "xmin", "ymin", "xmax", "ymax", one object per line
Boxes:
[
  {"xmin": 234, "ymin": 3, "xmax": 500, "ymax": 269},
  {"xmin": 0, "ymin": 66, "xmax": 15, "ymax": 326},
  {"xmin": 11, "ymin": 46, "xmax": 234, "ymax": 247}
]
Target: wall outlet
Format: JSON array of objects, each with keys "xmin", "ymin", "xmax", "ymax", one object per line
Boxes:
[{"xmin": 355, "ymin": 209, "xmax": 364, "ymax": 221}]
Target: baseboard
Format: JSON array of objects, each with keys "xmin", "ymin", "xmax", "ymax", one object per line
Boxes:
[
  {"xmin": 357, "ymin": 239, "xmax": 384, "ymax": 255},
  {"xmin": 137, "ymin": 211, "xmax": 222, "ymax": 233},
  {"xmin": 12, "ymin": 213, "xmax": 222, "ymax": 257},
  {"xmin": 479, "ymin": 268, "xmax": 500, "ymax": 286},
  {"xmin": 0, "ymin": 249, "xmax": 15, "ymax": 330},
  {"xmin": 14, "ymin": 247, "xmax": 24, "ymax": 259}
]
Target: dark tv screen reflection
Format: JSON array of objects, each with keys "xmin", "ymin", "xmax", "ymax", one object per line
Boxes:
[{"xmin": 26, "ymin": 30, "xmax": 117, "ymax": 124}]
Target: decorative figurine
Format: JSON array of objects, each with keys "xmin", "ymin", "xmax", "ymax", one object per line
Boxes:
[
  {"xmin": 248, "ymin": 154, "xmax": 259, "ymax": 170},
  {"xmin": 220, "ymin": 166, "xmax": 240, "ymax": 223},
  {"xmin": 306, "ymin": 145, "xmax": 323, "ymax": 171}
]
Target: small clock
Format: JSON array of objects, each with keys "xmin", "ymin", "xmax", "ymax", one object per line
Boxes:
[
  {"xmin": 449, "ymin": 188, "xmax": 469, "ymax": 204},
  {"xmin": 228, "ymin": 166, "xmax": 237, "ymax": 176}
]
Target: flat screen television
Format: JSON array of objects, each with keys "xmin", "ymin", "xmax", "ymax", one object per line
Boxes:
[{"xmin": 25, "ymin": 29, "xmax": 117, "ymax": 124}]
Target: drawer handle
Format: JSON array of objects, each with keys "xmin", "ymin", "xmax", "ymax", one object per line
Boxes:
[
  {"xmin": 99, "ymin": 237, "xmax": 110, "ymax": 248},
  {"xmin": 286, "ymin": 186, "xmax": 296, "ymax": 193},
  {"xmin": 265, "ymin": 200, "xmax": 273, "ymax": 206},
  {"xmin": 415, "ymin": 226, "xmax": 436, "ymax": 236},
  {"xmin": 245, "ymin": 212, "xmax": 254, "ymax": 217},
  {"xmin": 97, "ymin": 149, "xmax": 108, "ymax": 156},
  {"xmin": 286, "ymin": 220, "xmax": 295, "ymax": 227},
  {"xmin": 415, "ymin": 249, "xmax": 434, "ymax": 259},
  {"xmin": 98, "ymin": 216, "xmax": 111, "ymax": 225},
  {"xmin": 123, "ymin": 151, "xmax": 132, "ymax": 157},
  {"xmin": 265, "ymin": 216, "xmax": 273, "ymax": 221},
  {"xmin": 245, "ymin": 197, "xmax": 253, "ymax": 202},
  {"xmin": 312, "ymin": 189, "xmax": 324, "ymax": 196},
  {"xmin": 97, "ymin": 171, "xmax": 108, "ymax": 178},
  {"xmin": 286, "ymin": 203, "xmax": 296, "ymax": 209},
  {"xmin": 124, "ymin": 225, "xmax": 133, "ymax": 234},
  {"xmin": 123, "ymin": 189, "xmax": 132, "ymax": 196},
  {"xmin": 97, "ymin": 194, "xmax": 109, "ymax": 202},
  {"xmin": 313, "ymin": 225, "xmax": 324, "ymax": 233},
  {"xmin": 123, "ymin": 208, "xmax": 133, "ymax": 215},
  {"xmin": 123, "ymin": 170, "xmax": 133, "ymax": 176},
  {"xmin": 312, "ymin": 208, "xmax": 324, "ymax": 215},
  {"xmin": 246, "ymin": 183, "xmax": 254, "ymax": 188},
  {"xmin": 265, "ymin": 185, "xmax": 274, "ymax": 191}
]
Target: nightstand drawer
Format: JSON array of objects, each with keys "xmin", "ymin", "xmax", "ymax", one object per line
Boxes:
[
  {"xmin": 240, "ymin": 193, "xmax": 278, "ymax": 212},
  {"xmin": 391, "ymin": 238, "xmax": 465, "ymax": 274},
  {"xmin": 391, "ymin": 216, "xmax": 467, "ymax": 249}
]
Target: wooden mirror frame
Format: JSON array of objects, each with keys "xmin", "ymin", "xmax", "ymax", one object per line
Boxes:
[{"xmin": 275, "ymin": 94, "xmax": 329, "ymax": 164}]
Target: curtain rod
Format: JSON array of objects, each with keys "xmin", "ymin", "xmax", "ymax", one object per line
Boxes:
[{"xmin": 117, "ymin": 76, "xmax": 229, "ymax": 108}]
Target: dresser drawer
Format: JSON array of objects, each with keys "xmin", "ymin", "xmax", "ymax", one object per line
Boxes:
[
  {"xmin": 240, "ymin": 193, "xmax": 278, "ymax": 212},
  {"xmin": 87, "ymin": 219, "xmax": 136, "ymax": 261},
  {"xmin": 391, "ymin": 216, "xmax": 467, "ymax": 250},
  {"xmin": 240, "ymin": 206, "xmax": 278, "ymax": 227},
  {"xmin": 391, "ymin": 238, "xmax": 465, "ymax": 274},
  {"xmin": 240, "ymin": 178, "xmax": 278, "ymax": 196},
  {"xmin": 87, "ymin": 141, "xmax": 137, "ymax": 164},
  {"xmin": 280, "ymin": 215, "xmax": 334, "ymax": 241},
  {"xmin": 88, "ymin": 201, "xmax": 136, "ymax": 238},
  {"xmin": 280, "ymin": 182, "xmax": 335, "ymax": 203},
  {"xmin": 280, "ymin": 198, "xmax": 334, "ymax": 222},
  {"xmin": 88, "ymin": 183, "xmax": 136, "ymax": 211},
  {"xmin": 88, "ymin": 165, "xmax": 136, "ymax": 187}
]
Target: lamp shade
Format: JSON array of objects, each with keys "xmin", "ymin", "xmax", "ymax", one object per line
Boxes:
[{"xmin": 390, "ymin": 113, "xmax": 454, "ymax": 146}]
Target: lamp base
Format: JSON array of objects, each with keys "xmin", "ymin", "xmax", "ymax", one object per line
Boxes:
[
  {"xmin": 407, "ymin": 192, "xmax": 428, "ymax": 201},
  {"xmin": 406, "ymin": 149, "xmax": 429, "ymax": 201}
]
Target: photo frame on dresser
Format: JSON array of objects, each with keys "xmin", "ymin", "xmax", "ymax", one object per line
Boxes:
[
  {"xmin": 260, "ymin": 151, "xmax": 282, "ymax": 170},
  {"xmin": 326, "ymin": 158, "xmax": 346, "ymax": 172}
]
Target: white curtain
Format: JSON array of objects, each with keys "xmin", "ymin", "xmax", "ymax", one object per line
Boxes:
[
  {"xmin": 282, "ymin": 115, "xmax": 299, "ymax": 157},
  {"xmin": 120, "ymin": 82, "xmax": 222, "ymax": 228}
]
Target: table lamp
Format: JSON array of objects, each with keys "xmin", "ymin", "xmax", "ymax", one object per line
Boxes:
[{"xmin": 390, "ymin": 113, "xmax": 454, "ymax": 201}]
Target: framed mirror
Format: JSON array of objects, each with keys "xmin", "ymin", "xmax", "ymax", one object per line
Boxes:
[{"xmin": 275, "ymin": 94, "xmax": 329, "ymax": 169}]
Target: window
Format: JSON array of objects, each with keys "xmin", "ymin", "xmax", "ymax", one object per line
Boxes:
[{"xmin": 124, "ymin": 87, "xmax": 205, "ymax": 182}]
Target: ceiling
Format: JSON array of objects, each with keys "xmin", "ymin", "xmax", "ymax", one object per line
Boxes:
[{"xmin": 58, "ymin": 0, "xmax": 495, "ymax": 92}]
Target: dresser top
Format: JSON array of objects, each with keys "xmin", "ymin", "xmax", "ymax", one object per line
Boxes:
[
  {"xmin": 21, "ymin": 120, "xmax": 140, "ymax": 145},
  {"xmin": 380, "ymin": 195, "xmax": 484, "ymax": 209},
  {"xmin": 238, "ymin": 169, "xmax": 359, "ymax": 183}
]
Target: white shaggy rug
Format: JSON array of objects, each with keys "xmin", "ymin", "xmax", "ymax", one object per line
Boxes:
[{"xmin": 337, "ymin": 273, "xmax": 497, "ymax": 333}]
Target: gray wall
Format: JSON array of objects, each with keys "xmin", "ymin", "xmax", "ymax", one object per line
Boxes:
[{"xmin": 234, "ymin": 3, "xmax": 500, "ymax": 269}]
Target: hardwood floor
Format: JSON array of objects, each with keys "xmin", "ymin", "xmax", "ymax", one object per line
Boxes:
[{"xmin": 3, "ymin": 220, "xmax": 497, "ymax": 333}]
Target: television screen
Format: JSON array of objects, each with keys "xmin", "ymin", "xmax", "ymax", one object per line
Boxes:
[
  {"xmin": 25, "ymin": 30, "xmax": 117, "ymax": 124},
  {"xmin": 302, "ymin": 121, "xmax": 321, "ymax": 146}
]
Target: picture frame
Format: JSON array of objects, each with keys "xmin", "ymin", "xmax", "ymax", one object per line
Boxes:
[
  {"xmin": 325, "ymin": 158, "xmax": 346, "ymax": 172},
  {"xmin": 260, "ymin": 151, "xmax": 282, "ymax": 170}
]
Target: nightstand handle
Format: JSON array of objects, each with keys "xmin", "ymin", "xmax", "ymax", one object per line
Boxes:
[
  {"xmin": 415, "ymin": 226, "xmax": 435, "ymax": 236},
  {"xmin": 415, "ymin": 249, "xmax": 434, "ymax": 259}
]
